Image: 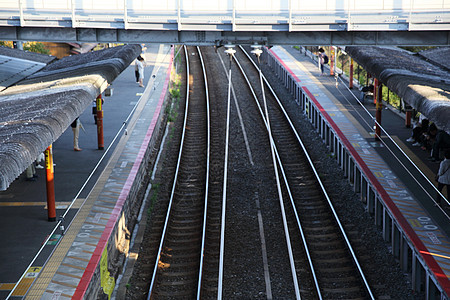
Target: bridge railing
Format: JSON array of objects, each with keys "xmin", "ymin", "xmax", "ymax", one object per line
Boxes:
[{"xmin": 0, "ymin": 0, "xmax": 449, "ymax": 31}]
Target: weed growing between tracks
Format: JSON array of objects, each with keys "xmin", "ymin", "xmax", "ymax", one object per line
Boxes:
[
  {"xmin": 147, "ymin": 183, "xmax": 160, "ymax": 216},
  {"xmin": 168, "ymin": 90, "xmax": 180, "ymax": 123},
  {"xmin": 168, "ymin": 51, "xmax": 182, "ymax": 124}
]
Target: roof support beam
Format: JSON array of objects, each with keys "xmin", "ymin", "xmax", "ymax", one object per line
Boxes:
[{"xmin": 1, "ymin": 27, "xmax": 450, "ymax": 46}]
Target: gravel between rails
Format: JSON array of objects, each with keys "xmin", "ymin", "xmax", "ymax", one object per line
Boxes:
[{"xmin": 124, "ymin": 46, "xmax": 422, "ymax": 299}]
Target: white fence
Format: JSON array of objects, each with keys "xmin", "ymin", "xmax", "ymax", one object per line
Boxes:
[
  {"xmin": 0, "ymin": 0, "xmax": 449, "ymax": 31},
  {"xmin": 2, "ymin": 0, "xmax": 450, "ymax": 11}
]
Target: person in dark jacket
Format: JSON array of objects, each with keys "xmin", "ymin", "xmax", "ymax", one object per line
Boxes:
[
  {"xmin": 407, "ymin": 118, "xmax": 429, "ymax": 146},
  {"xmin": 436, "ymin": 149, "xmax": 450, "ymax": 206}
]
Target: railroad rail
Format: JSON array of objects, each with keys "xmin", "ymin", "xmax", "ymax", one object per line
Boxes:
[
  {"xmin": 138, "ymin": 45, "xmax": 405, "ymax": 298},
  {"xmin": 147, "ymin": 45, "xmax": 210, "ymax": 299},
  {"xmin": 231, "ymin": 46, "xmax": 375, "ymax": 299}
]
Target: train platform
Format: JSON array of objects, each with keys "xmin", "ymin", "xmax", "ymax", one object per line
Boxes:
[
  {"xmin": 0, "ymin": 44, "xmax": 173, "ymax": 299},
  {"xmin": 266, "ymin": 46, "xmax": 450, "ymax": 298}
]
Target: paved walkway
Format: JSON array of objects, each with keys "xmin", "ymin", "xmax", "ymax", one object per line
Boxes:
[
  {"xmin": 270, "ymin": 46, "xmax": 450, "ymax": 296},
  {"xmin": 0, "ymin": 44, "xmax": 172, "ymax": 299},
  {"xmin": 284, "ymin": 46, "xmax": 448, "ymax": 218}
]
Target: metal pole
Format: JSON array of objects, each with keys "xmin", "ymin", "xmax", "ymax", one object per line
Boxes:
[
  {"xmin": 96, "ymin": 94, "xmax": 104, "ymax": 150},
  {"xmin": 288, "ymin": 0, "xmax": 292, "ymax": 32},
  {"xmin": 178, "ymin": 0, "xmax": 181, "ymax": 31},
  {"xmin": 330, "ymin": 47, "xmax": 335, "ymax": 76},
  {"xmin": 375, "ymin": 82, "xmax": 383, "ymax": 141},
  {"xmin": 45, "ymin": 145, "xmax": 56, "ymax": 222},
  {"xmin": 349, "ymin": 58, "xmax": 354, "ymax": 89},
  {"xmin": 123, "ymin": 0, "xmax": 128, "ymax": 29},
  {"xmin": 71, "ymin": 0, "xmax": 76, "ymax": 27},
  {"xmin": 405, "ymin": 107, "xmax": 412, "ymax": 128},
  {"xmin": 19, "ymin": 0, "xmax": 24, "ymax": 27},
  {"xmin": 373, "ymin": 77, "xmax": 378, "ymax": 105},
  {"xmin": 232, "ymin": 0, "xmax": 236, "ymax": 31}
]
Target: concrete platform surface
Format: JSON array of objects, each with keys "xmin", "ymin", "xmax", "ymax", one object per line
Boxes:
[{"xmin": 0, "ymin": 44, "xmax": 173, "ymax": 299}]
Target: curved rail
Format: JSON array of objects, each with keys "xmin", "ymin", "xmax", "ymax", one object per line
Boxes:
[
  {"xmin": 217, "ymin": 47, "xmax": 233, "ymax": 300},
  {"xmin": 196, "ymin": 46, "xmax": 211, "ymax": 299},
  {"xmin": 147, "ymin": 45, "xmax": 210, "ymax": 299},
  {"xmin": 232, "ymin": 50, "xmax": 321, "ymax": 299},
  {"xmin": 238, "ymin": 45, "xmax": 375, "ymax": 299},
  {"xmin": 7, "ymin": 47, "xmax": 173, "ymax": 300},
  {"xmin": 147, "ymin": 45, "xmax": 191, "ymax": 298}
]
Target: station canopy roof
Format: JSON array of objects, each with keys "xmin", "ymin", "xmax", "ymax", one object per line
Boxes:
[
  {"xmin": 0, "ymin": 44, "xmax": 141, "ymax": 190},
  {"xmin": 345, "ymin": 46, "xmax": 450, "ymax": 134}
]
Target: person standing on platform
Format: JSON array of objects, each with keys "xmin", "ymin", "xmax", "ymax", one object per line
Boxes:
[
  {"xmin": 318, "ymin": 48, "xmax": 328, "ymax": 76},
  {"xmin": 71, "ymin": 117, "xmax": 82, "ymax": 151},
  {"xmin": 436, "ymin": 149, "xmax": 450, "ymax": 206},
  {"xmin": 134, "ymin": 44, "xmax": 146, "ymax": 83},
  {"xmin": 136, "ymin": 55, "xmax": 146, "ymax": 87},
  {"xmin": 134, "ymin": 59, "xmax": 139, "ymax": 83},
  {"xmin": 25, "ymin": 163, "xmax": 37, "ymax": 181}
]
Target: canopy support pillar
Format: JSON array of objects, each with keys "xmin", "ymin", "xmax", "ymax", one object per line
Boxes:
[
  {"xmin": 96, "ymin": 94, "xmax": 104, "ymax": 150},
  {"xmin": 330, "ymin": 47, "xmax": 335, "ymax": 76},
  {"xmin": 375, "ymin": 82, "xmax": 383, "ymax": 141},
  {"xmin": 45, "ymin": 145, "xmax": 56, "ymax": 222},
  {"xmin": 349, "ymin": 58, "xmax": 354, "ymax": 89}
]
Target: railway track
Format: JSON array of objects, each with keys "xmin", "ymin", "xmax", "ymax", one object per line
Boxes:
[
  {"xmin": 147, "ymin": 45, "xmax": 210, "ymax": 299},
  {"xmin": 141, "ymin": 45, "xmax": 376, "ymax": 299},
  {"xmin": 231, "ymin": 46, "xmax": 374, "ymax": 299}
]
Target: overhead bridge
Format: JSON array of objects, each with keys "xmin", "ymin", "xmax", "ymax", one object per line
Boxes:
[{"xmin": 0, "ymin": 0, "xmax": 450, "ymax": 45}]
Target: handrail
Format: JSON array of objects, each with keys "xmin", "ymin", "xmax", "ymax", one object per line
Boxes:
[
  {"xmin": 327, "ymin": 57, "xmax": 450, "ymax": 217},
  {"xmin": 8, "ymin": 46, "xmax": 173, "ymax": 300}
]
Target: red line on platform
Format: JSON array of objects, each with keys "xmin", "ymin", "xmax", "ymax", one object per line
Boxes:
[
  {"xmin": 302, "ymin": 81, "xmax": 450, "ymax": 295},
  {"xmin": 73, "ymin": 48, "xmax": 174, "ymax": 299},
  {"xmin": 267, "ymin": 47, "xmax": 449, "ymax": 294}
]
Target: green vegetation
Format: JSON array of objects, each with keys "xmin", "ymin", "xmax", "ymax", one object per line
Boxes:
[
  {"xmin": 23, "ymin": 42, "xmax": 50, "ymax": 54},
  {"xmin": 168, "ymin": 54, "xmax": 182, "ymax": 123},
  {"xmin": 167, "ymin": 102, "xmax": 179, "ymax": 123},
  {"xmin": 399, "ymin": 46, "xmax": 435, "ymax": 53},
  {"xmin": 168, "ymin": 88, "xmax": 180, "ymax": 122},
  {"xmin": 147, "ymin": 183, "xmax": 160, "ymax": 216},
  {"xmin": 175, "ymin": 45, "xmax": 182, "ymax": 67},
  {"xmin": 0, "ymin": 41, "xmax": 50, "ymax": 54},
  {"xmin": 170, "ymin": 88, "xmax": 180, "ymax": 99},
  {"xmin": 330, "ymin": 46, "xmax": 403, "ymax": 111},
  {"xmin": 0, "ymin": 41, "xmax": 12, "ymax": 47}
]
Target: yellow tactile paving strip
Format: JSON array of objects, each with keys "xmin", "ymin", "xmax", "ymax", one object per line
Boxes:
[
  {"xmin": 271, "ymin": 46, "xmax": 450, "ymax": 295},
  {"xmin": 24, "ymin": 71, "xmax": 156, "ymax": 299},
  {"xmin": 31, "ymin": 208, "xmax": 114, "ymax": 293},
  {"xmin": 24, "ymin": 200, "xmax": 95, "ymax": 299},
  {"xmin": 25, "ymin": 132, "xmax": 131, "ymax": 299},
  {"xmin": 0, "ymin": 267, "xmax": 42, "ymax": 296},
  {"xmin": 22, "ymin": 45, "xmax": 172, "ymax": 299},
  {"xmin": 0, "ymin": 201, "xmax": 83, "ymax": 208},
  {"xmin": 11, "ymin": 278, "xmax": 37, "ymax": 296}
]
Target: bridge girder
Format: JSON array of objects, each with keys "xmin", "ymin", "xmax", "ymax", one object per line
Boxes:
[{"xmin": 1, "ymin": 27, "xmax": 449, "ymax": 46}]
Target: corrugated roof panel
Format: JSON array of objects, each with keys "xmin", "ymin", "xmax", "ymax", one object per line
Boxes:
[
  {"xmin": 346, "ymin": 46, "xmax": 450, "ymax": 134},
  {"xmin": 0, "ymin": 44, "xmax": 142, "ymax": 190},
  {"xmin": 0, "ymin": 55, "xmax": 46, "ymax": 91}
]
